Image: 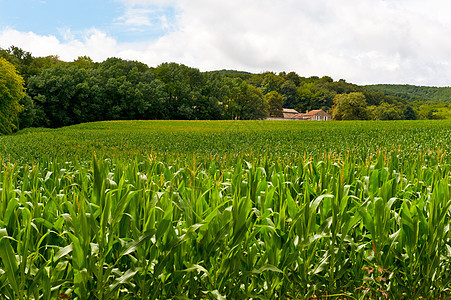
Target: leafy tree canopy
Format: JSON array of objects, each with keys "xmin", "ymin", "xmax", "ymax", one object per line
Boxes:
[
  {"xmin": 368, "ymin": 102, "xmax": 404, "ymax": 120},
  {"xmin": 0, "ymin": 46, "xmax": 440, "ymax": 130},
  {"xmin": 266, "ymin": 91, "xmax": 284, "ymax": 118},
  {"xmin": 332, "ymin": 92, "xmax": 369, "ymax": 120},
  {"xmin": 0, "ymin": 57, "xmax": 24, "ymax": 134}
]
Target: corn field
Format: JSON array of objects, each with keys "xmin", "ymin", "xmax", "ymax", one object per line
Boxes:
[{"xmin": 0, "ymin": 120, "xmax": 450, "ymax": 299}]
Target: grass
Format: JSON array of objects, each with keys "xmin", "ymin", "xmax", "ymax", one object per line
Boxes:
[{"xmin": 0, "ymin": 120, "xmax": 449, "ymax": 299}]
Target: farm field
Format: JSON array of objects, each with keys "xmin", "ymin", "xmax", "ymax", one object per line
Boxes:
[{"xmin": 0, "ymin": 120, "xmax": 450, "ymax": 299}]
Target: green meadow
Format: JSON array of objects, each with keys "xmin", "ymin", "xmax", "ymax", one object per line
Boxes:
[{"xmin": 0, "ymin": 120, "xmax": 450, "ymax": 299}]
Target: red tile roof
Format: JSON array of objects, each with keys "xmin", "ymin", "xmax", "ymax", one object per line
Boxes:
[{"xmin": 291, "ymin": 113, "xmax": 307, "ymax": 119}]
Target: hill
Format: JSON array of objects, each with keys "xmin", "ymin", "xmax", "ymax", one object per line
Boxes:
[{"xmin": 365, "ymin": 84, "xmax": 451, "ymax": 103}]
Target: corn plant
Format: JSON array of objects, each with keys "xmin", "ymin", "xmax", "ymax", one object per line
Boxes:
[{"xmin": 0, "ymin": 120, "xmax": 449, "ymax": 299}]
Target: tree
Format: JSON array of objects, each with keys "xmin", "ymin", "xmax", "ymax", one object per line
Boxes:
[
  {"xmin": 73, "ymin": 56, "xmax": 95, "ymax": 69},
  {"xmin": 283, "ymin": 72, "xmax": 301, "ymax": 86},
  {"xmin": 226, "ymin": 79, "xmax": 268, "ymax": 119},
  {"xmin": 265, "ymin": 91, "xmax": 284, "ymax": 117},
  {"xmin": 369, "ymin": 102, "xmax": 404, "ymax": 120},
  {"xmin": 261, "ymin": 72, "xmax": 284, "ymax": 94},
  {"xmin": 279, "ymin": 80, "xmax": 298, "ymax": 108},
  {"xmin": 403, "ymin": 105, "xmax": 417, "ymax": 120},
  {"xmin": 0, "ymin": 58, "xmax": 24, "ymax": 134},
  {"xmin": 154, "ymin": 63, "xmax": 192, "ymax": 119},
  {"xmin": 27, "ymin": 65, "xmax": 102, "ymax": 127},
  {"xmin": 18, "ymin": 95, "xmax": 39, "ymax": 129},
  {"xmin": 332, "ymin": 92, "xmax": 368, "ymax": 120},
  {"xmin": 0, "ymin": 46, "xmax": 34, "ymax": 81},
  {"xmin": 194, "ymin": 73, "xmax": 228, "ymax": 120}
]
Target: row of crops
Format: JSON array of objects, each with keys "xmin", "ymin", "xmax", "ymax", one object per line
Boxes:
[{"xmin": 0, "ymin": 120, "xmax": 450, "ymax": 299}]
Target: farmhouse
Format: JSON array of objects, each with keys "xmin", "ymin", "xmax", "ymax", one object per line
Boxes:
[
  {"xmin": 292, "ymin": 110, "xmax": 331, "ymax": 121},
  {"xmin": 282, "ymin": 108, "xmax": 299, "ymax": 119},
  {"xmin": 271, "ymin": 108, "xmax": 332, "ymax": 121}
]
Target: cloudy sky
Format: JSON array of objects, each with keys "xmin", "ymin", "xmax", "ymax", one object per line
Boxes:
[{"xmin": 1, "ymin": 0, "xmax": 451, "ymax": 86}]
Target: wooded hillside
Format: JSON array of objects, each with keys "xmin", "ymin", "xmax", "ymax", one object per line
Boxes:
[
  {"xmin": 3, "ymin": 46, "xmax": 448, "ymax": 131},
  {"xmin": 365, "ymin": 84, "xmax": 451, "ymax": 102}
]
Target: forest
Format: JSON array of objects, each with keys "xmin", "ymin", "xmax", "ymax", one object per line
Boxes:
[
  {"xmin": 366, "ymin": 84, "xmax": 451, "ymax": 120},
  {"xmin": 0, "ymin": 45, "xmax": 445, "ymax": 133},
  {"xmin": 365, "ymin": 84, "xmax": 451, "ymax": 102}
]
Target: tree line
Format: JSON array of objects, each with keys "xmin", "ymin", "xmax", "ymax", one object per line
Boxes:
[
  {"xmin": 220, "ymin": 70, "xmax": 417, "ymax": 120},
  {"xmin": 366, "ymin": 84, "xmax": 451, "ymax": 120},
  {"xmin": 365, "ymin": 84, "xmax": 451, "ymax": 103},
  {"xmin": 0, "ymin": 46, "xmax": 420, "ymax": 134}
]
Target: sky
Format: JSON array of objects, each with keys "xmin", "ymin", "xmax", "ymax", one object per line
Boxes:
[{"xmin": 1, "ymin": 0, "xmax": 451, "ymax": 86}]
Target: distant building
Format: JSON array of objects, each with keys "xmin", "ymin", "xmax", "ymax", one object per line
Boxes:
[
  {"xmin": 292, "ymin": 110, "xmax": 332, "ymax": 121},
  {"xmin": 282, "ymin": 108, "xmax": 299, "ymax": 119},
  {"xmin": 268, "ymin": 108, "xmax": 332, "ymax": 121}
]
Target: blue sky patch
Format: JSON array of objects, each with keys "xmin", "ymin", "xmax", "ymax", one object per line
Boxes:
[{"xmin": 0, "ymin": 0, "xmax": 178, "ymax": 43}]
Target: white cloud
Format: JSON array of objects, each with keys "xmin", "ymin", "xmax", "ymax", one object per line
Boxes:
[
  {"xmin": 0, "ymin": 28, "xmax": 118, "ymax": 62},
  {"xmin": 114, "ymin": 0, "xmax": 178, "ymax": 34},
  {"xmin": 131, "ymin": 0, "xmax": 451, "ymax": 86},
  {"xmin": 3, "ymin": 0, "xmax": 451, "ymax": 86},
  {"xmin": 117, "ymin": 8, "xmax": 154, "ymax": 27}
]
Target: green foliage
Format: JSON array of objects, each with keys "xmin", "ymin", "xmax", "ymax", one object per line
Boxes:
[
  {"xmin": 0, "ymin": 57, "xmax": 25, "ymax": 134},
  {"xmin": 17, "ymin": 95, "xmax": 45, "ymax": 129},
  {"xmin": 332, "ymin": 92, "xmax": 369, "ymax": 120},
  {"xmin": 0, "ymin": 45, "xmax": 435, "ymax": 129},
  {"xmin": 265, "ymin": 91, "xmax": 284, "ymax": 117},
  {"xmin": 366, "ymin": 84, "xmax": 451, "ymax": 103},
  {"xmin": 24, "ymin": 59, "xmax": 269, "ymax": 125},
  {"xmin": 261, "ymin": 72, "xmax": 284, "ymax": 94},
  {"xmin": 224, "ymin": 71, "xmax": 413, "ymax": 119},
  {"xmin": 296, "ymin": 82, "xmax": 335, "ymax": 112},
  {"xmin": 279, "ymin": 79, "xmax": 297, "ymax": 108},
  {"xmin": 0, "ymin": 46, "xmax": 63, "ymax": 82},
  {"xmin": 0, "ymin": 120, "xmax": 450, "ymax": 299},
  {"xmin": 72, "ymin": 56, "xmax": 95, "ymax": 69},
  {"xmin": 367, "ymin": 84, "xmax": 451, "ymax": 119},
  {"xmin": 368, "ymin": 102, "xmax": 404, "ymax": 120},
  {"xmin": 403, "ymin": 105, "xmax": 418, "ymax": 120},
  {"xmin": 415, "ymin": 101, "xmax": 451, "ymax": 120},
  {"xmin": 27, "ymin": 65, "xmax": 103, "ymax": 127},
  {"xmin": 154, "ymin": 62, "xmax": 204, "ymax": 119},
  {"xmin": 226, "ymin": 80, "xmax": 268, "ymax": 120}
]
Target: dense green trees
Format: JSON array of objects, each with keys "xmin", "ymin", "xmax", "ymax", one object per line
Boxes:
[
  {"xmin": 1, "ymin": 45, "xmax": 437, "ymax": 131},
  {"xmin": 366, "ymin": 84, "xmax": 451, "ymax": 103},
  {"xmin": 266, "ymin": 91, "xmax": 284, "ymax": 117},
  {"xmin": 220, "ymin": 71, "xmax": 418, "ymax": 120},
  {"xmin": 27, "ymin": 60, "xmax": 168, "ymax": 126},
  {"xmin": 224, "ymin": 79, "xmax": 268, "ymax": 120},
  {"xmin": 365, "ymin": 84, "xmax": 451, "ymax": 119},
  {"xmin": 0, "ymin": 46, "xmax": 62, "ymax": 82},
  {"xmin": 332, "ymin": 92, "xmax": 369, "ymax": 120},
  {"xmin": 28, "ymin": 65, "xmax": 94, "ymax": 127},
  {"xmin": 368, "ymin": 102, "xmax": 404, "ymax": 120},
  {"xmin": 23, "ymin": 57, "xmax": 270, "ymax": 126},
  {"xmin": 0, "ymin": 58, "xmax": 25, "ymax": 134}
]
